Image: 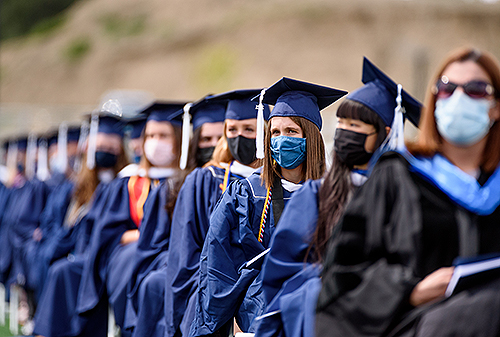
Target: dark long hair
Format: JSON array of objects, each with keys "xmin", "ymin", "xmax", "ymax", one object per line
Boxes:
[
  {"xmin": 185, "ymin": 126, "xmax": 203, "ymax": 172},
  {"xmin": 312, "ymin": 99, "xmax": 387, "ymax": 262}
]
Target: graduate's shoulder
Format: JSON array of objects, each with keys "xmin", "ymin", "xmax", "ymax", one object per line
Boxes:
[
  {"xmin": 189, "ymin": 165, "xmax": 226, "ymax": 181},
  {"xmin": 370, "ymin": 151, "xmax": 412, "ymax": 180},
  {"xmin": 236, "ymin": 169, "xmax": 268, "ymax": 199}
]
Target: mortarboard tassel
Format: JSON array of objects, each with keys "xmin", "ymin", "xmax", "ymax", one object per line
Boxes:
[
  {"xmin": 57, "ymin": 122, "xmax": 68, "ymax": 174},
  {"xmin": 179, "ymin": 103, "xmax": 192, "ymax": 170},
  {"xmin": 86, "ymin": 113, "xmax": 99, "ymax": 170},
  {"xmin": 256, "ymin": 88, "xmax": 267, "ymax": 159},
  {"xmin": 74, "ymin": 121, "xmax": 89, "ymax": 174},
  {"xmin": 26, "ymin": 133, "xmax": 37, "ymax": 180},
  {"xmin": 383, "ymin": 84, "xmax": 406, "ymax": 153},
  {"xmin": 37, "ymin": 138, "xmax": 50, "ymax": 181}
]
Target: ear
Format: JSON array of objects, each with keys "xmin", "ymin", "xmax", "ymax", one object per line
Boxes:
[
  {"xmin": 490, "ymin": 99, "xmax": 500, "ymax": 121},
  {"xmin": 385, "ymin": 126, "xmax": 391, "ymax": 136}
]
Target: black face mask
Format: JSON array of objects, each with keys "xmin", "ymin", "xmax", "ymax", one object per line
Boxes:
[
  {"xmin": 17, "ymin": 163, "xmax": 25, "ymax": 174},
  {"xmin": 196, "ymin": 146, "xmax": 215, "ymax": 167},
  {"xmin": 95, "ymin": 151, "xmax": 118, "ymax": 168},
  {"xmin": 334, "ymin": 129, "xmax": 374, "ymax": 168},
  {"xmin": 227, "ymin": 135, "xmax": 256, "ymax": 165}
]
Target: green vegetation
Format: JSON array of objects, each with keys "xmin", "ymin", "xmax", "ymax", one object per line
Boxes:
[
  {"xmin": 63, "ymin": 36, "xmax": 91, "ymax": 62},
  {"xmin": 100, "ymin": 13, "xmax": 147, "ymax": 38},
  {"xmin": 29, "ymin": 14, "xmax": 67, "ymax": 37},
  {"xmin": 0, "ymin": 0, "xmax": 79, "ymax": 40},
  {"xmin": 193, "ymin": 44, "xmax": 238, "ymax": 93},
  {"xmin": 0, "ymin": 318, "xmax": 20, "ymax": 337}
]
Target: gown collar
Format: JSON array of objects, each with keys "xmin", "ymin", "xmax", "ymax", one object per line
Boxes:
[
  {"xmin": 402, "ymin": 151, "xmax": 500, "ymax": 216},
  {"xmin": 220, "ymin": 161, "xmax": 257, "ymax": 178},
  {"xmin": 281, "ymin": 179, "xmax": 302, "ymax": 192}
]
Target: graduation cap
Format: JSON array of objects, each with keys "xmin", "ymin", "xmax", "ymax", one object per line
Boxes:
[
  {"xmin": 47, "ymin": 132, "xmax": 58, "ymax": 148},
  {"xmin": 96, "ymin": 115, "xmax": 126, "ymax": 137},
  {"xmin": 125, "ymin": 115, "xmax": 147, "ymax": 140},
  {"xmin": 253, "ymin": 77, "xmax": 348, "ymax": 158},
  {"xmin": 347, "ymin": 57, "xmax": 422, "ymax": 127},
  {"xmin": 86, "ymin": 108, "xmax": 126, "ymax": 170},
  {"xmin": 17, "ymin": 136, "xmax": 28, "ymax": 151},
  {"xmin": 176, "ymin": 96, "xmax": 227, "ymax": 169},
  {"xmin": 67, "ymin": 126, "xmax": 81, "ymax": 143},
  {"xmin": 258, "ymin": 77, "xmax": 348, "ymax": 131},
  {"xmin": 141, "ymin": 101, "xmax": 187, "ymax": 127},
  {"xmin": 207, "ymin": 89, "xmax": 271, "ymax": 121},
  {"xmin": 190, "ymin": 97, "xmax": 226, "ymax": 130},
  {"xmin": 138, "ymin": 100, "xmax": 189, "ymax": 170}
]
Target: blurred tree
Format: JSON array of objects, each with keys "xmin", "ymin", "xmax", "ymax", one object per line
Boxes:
[{"xmin": 0, "ymin": 0, "xmax": 79, "ymax": 40}]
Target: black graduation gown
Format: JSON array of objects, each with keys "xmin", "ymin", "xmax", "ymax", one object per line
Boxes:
[{"xmin": 316, "ymin": 153, "xmax": 500, "ymax": 337}]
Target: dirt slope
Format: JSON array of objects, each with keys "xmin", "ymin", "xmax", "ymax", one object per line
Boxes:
[{"xmin": 1, "ymin": 0, "xmax": 499, "ymax": 139}]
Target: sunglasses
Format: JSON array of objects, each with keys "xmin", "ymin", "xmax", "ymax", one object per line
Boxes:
[{"xmin": 434, "ymin": 76, "xmax": 494, "ymax": 99}]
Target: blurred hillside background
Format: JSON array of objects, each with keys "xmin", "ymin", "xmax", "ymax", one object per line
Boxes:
[{"xmin": 1, "ymin": 0, "xmax": 500, "ymax": 145}]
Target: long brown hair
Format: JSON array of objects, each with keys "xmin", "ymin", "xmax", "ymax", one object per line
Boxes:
[
  {"xmin": 407, "ymin": 46, "xmax": 500, "ymax": 173},
  {"xmin": 186, "ymin": 126, "xmax": 203, "ymax": 172},
  {"xmin": 261, "ymin": 116, "xmax": 325, "ymax": 190},
  {"xmin": 73, "ymin": 147, "xmax": 128, "ymax": 209},
  {"xmin": 312, "ymin": 99, "xmax": 387, "ymax": 262}
]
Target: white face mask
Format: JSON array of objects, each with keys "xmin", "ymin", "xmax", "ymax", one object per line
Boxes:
[
  {"xmin": 144, "ymin": 139, "xmax": 175, "ymax": 167},
  {"xmin": 435, "ymin": 91, "xmax": 493, "ymax": 146},
  {"xmin": 98, "ymin": 169, "xmax": 115, "ymax": 183}
]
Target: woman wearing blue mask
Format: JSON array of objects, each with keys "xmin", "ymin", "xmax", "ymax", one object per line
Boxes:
[
  {"xmin": 316, "ymin": 47, "xmax": 500, "ymax": 337},
  {"xmin": 255, "ymin": 58, "xmax": 422, "ymax": 337},
  {"xmin": 190, "ymin": 78, "xmax": 346, "ymax": 337}
]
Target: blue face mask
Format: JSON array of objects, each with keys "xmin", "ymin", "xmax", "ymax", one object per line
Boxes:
[
  {"xmin": 133, "ymin": 155, "xmax": 142, "ymax": 164},
  {"xmin": 270, "ymin": 136, "xmax": 306, "ymax": 169},
  {"xmin": 435, "ymin": 91, "xmax": 493, "ymax": 146}
]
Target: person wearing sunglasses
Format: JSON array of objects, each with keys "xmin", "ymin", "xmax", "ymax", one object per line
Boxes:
[{"xmin": 316, "ymin": 47, "xmax": 500, "ymax": 337}]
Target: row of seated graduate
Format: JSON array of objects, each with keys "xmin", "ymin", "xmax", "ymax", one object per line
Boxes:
[{"xmin": 1, "ymin": 46, "xmax": 500, "ymax": 337}]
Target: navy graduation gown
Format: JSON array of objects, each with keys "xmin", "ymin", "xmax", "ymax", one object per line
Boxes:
[
  {"xmin": 77, "ymin": 176, "xmax": 162, "ymax": 331},
  {"xmin": 190, "ymin": 170, "xmax": 295, "ymax": 336},
  {"xmin": 33, "ymin": 182, "xmax": 113, "ymax": 337},
  {"xmin": 25, "ymin": 179, "xmax": 74, "ymax": 297},
  {"xmin": 255, "ymin": 179, "xmax": 322, "ymax": 337},
  {"xmin": 9, "ymin": 179, "xmax": 49, "ymax": 287},
  {"xmin": 0, "ymin": 184, "xmax": 14, "ymax": 284},
  {"xmin": 132, "ymin": 267, "xmax": 168, "ymax": 337},
  {"xmin": 165, "ymin": 166, "xmax": 245, "ymax": 337},
  {"xmin": 124, "ymin": 179, "xmax": 170, "ymax": 332}
]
